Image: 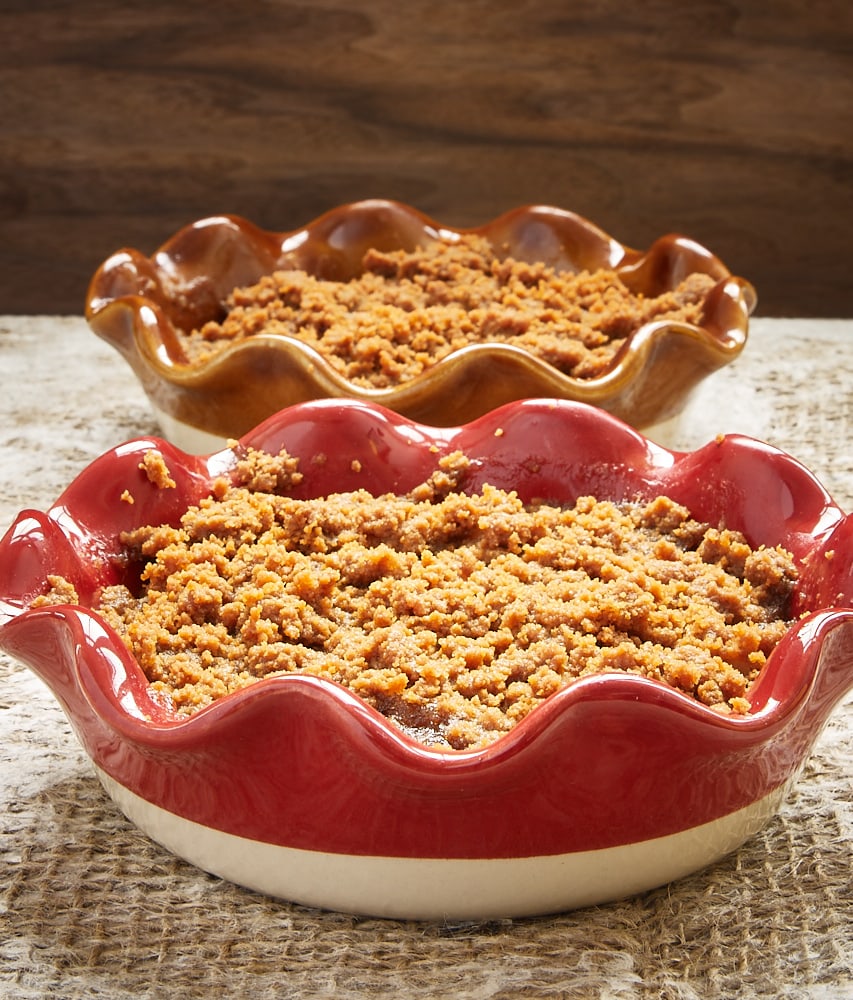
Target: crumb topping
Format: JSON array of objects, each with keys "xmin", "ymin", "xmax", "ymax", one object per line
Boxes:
[
  {"xmin": 139, "ymin": 450, "xmax": 176, "ymax": 489},
  {"xmin": 43, "ymin": 447, "xmax": 801, "ymax": 751},
  {"xmin": 182, "ymin": 235, "xmax": 716, "ymax": 387},
  {"xmin": 30, "ymin": 575, "xmax": 81, "ymax": 608}
]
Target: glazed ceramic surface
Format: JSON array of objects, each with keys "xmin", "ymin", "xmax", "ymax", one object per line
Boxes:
[
  {"xmin": 1, "ymin": 400, "xmax": 850, "ymax": 919},
  {"xmin": 85, "ymin": 201, "xmax": 755, "ymax": 450}
]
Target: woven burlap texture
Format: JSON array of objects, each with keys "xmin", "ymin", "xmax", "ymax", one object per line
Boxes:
[
  {"xmin": 1, "ymin": 317, "xmax": 851, "ymax": 999},
  {"xmin": 1, "ymin": 667, "xmax": 850, "ymax": 1000}
]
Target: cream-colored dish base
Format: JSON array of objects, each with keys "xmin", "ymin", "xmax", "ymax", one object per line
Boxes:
[
  {"xmin": 96, "ymin": 766, "xmax": 789, "ymax": 921},
  {"xmin": 153, "ymin": 408, "xmax": 229, "ymax": 454}
]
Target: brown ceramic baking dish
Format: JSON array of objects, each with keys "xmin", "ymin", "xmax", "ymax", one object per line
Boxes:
[{"xmin": 85, "ymin": 200, "xmax": 755, "ymax": 451}]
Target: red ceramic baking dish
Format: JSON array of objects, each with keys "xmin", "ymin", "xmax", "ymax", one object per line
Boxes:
[
  {"xmin": 0, "ymin": 399, "xmax": 850, "ymax": 919},
  {"xmin": 85, "ymin": 200, "xmax": 755, "ymax": 451}
]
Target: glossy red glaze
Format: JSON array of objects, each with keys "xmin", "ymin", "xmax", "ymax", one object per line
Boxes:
[{"xmin": 1, "ymin": 400, "xmax": 851, "ymax": 859}]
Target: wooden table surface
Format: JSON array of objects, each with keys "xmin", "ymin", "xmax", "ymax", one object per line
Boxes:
[
  {"xmin": 2, "ymin": 1, "xmax": 852, "ymax": 317},
  {"xmin": 0, "ymin": 314, "xmax": 851, "ymax": 999}
]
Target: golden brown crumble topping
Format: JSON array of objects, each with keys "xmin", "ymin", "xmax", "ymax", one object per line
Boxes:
[
  {"xmin": 139, "ymin": 450, "xmax": 176, "ymax": 489},
  {"xmin": 36, "ymin": 447, "xmax": 800, "ymax": 750},
  {"xmin": 182, "ymin": 235, "xmax": 716, "ymax": 387},
  {"xmin": 30, "ymin": 575, "xmax": 81, "ymax": 608}
]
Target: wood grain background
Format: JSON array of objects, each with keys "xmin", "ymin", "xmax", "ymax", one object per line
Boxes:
[{"xmin": 1, "ymin": 0, "xmax": 851, "ymax": 316}]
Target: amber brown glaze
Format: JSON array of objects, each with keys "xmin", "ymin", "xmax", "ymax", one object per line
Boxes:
[{"xmin": 85, "ymin": 200, "xmax": 755, "ymax": 438}]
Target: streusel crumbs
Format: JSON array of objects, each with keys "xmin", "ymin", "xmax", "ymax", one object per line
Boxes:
[
  {"xmin": 48, "ymin": 446, "xmax": 801, "ymax": 750},
  {"xmin": 182, "ymin": 235, "xmax": 716, "ymax": 388}
]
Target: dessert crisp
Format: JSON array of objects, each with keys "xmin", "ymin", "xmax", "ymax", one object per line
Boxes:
[
  {"xmin": 34, "ymin": 447, "xmax": 798, "ymax": 750},
  {"xmin": 182, "ymin": 235, "xmax": 716, "ymax": 387}
]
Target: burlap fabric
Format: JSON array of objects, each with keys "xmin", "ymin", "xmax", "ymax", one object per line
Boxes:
[{"xmin": 1, "ymin": 317, "xmax": 851, "ymax": 999}]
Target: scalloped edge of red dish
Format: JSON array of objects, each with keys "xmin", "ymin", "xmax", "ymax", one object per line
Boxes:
[
  {"xmin": 1, "ymin": 400, "xmax": 851, "ymax": 876},
  {"xmin": 84, "ymin": 200, "xmax": 756, "ymax": 441}
]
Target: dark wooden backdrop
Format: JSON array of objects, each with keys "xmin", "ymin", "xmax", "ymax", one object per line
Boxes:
[{"xmin": 2, "ymin": 0, "xmax": 851, "ymax": 317}]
